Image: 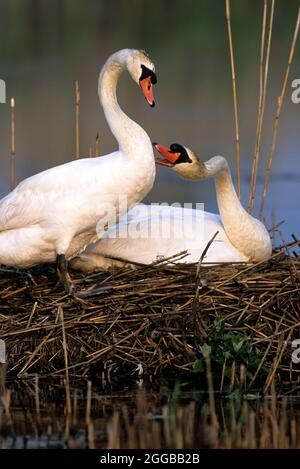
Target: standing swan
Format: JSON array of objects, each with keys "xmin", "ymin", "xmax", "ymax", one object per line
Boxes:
[
  {"xmin": 0, "ymin": 49, "xmax": 157, "ymax": 292},
  {"xmin": 71, "ymin": 143, "xmax": 272, "ymax": 272}
]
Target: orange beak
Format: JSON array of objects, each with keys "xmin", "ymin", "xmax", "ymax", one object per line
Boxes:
[
  {"xmin": 139, "ymin": 77, "xmax": 155, "ymax": 107},
  {"xmin": 153, "ymin": 143, "xmax": 180, "ymax": 167}
]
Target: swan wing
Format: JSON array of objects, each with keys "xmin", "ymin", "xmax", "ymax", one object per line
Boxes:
[
  {"xmin": 0, "ymin": 156, "xmax": 118, "ymax": 233},
  {"xmin": 0, "ymin": 189, "xmax": 45, "ymax": 232},
  {"xmin": 76, "ymin": 207, "xmax": 248, "ymax": 266}
]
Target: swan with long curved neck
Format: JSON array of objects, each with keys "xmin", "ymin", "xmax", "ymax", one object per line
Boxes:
[
  {"xmin": 70, "ymin": 143, "xmax": 272, "ymax": 272},
  {"xmin": 0, "ymin": 49, "xmax": 157, "ymax": 292},
  {"xmin": 154, "ymin": 143, "xmax": 272, "ymax": 261}
]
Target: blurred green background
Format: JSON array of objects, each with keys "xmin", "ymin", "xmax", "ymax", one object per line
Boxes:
[{"xmin": 0, "ymin": 0, "xmax": 299, "ymax": 238}]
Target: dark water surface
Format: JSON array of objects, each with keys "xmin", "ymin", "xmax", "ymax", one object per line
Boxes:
[{"xmin": 1, "ymin": 379, "xmax": 300, "ymax": 449}]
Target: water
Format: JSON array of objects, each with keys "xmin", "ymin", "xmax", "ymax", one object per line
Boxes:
[{"xmin": 1, "ymin": 378, "xmax": 300, "ymax": 449}]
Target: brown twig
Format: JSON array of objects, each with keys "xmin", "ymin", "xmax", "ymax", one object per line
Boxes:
[
  {"xmin": 260, "ymin": 5, "xmax": 300, "ymax": 218},
  {"xmin": 248, "ymin": 0, "xmax": 275, "ymax": 213},
  {"xmin": 60, "ymin": 306, "xmax": 72, "ymax": 415},
  {"xmin": 10, "ymin": 97, "xmax": 16, "ymax": 190},
  {"xmin": 226, "ymin": 0, "xmax": 241, "ymax": 198},
  {"xmin": 95, "ymin": 133, "xmax": 100, "ymax": 157},
  {"xmin": 75, "ymin": 80, "xmax": 80, "ymax": 159}
]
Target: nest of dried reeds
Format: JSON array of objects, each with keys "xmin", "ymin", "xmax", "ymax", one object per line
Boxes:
[{"xmin": 1, "ymin": 241, "xmax": 300, "ymax": 392}]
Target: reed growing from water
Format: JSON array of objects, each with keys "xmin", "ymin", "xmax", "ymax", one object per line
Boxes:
[
  {"xmin": 225, "ymin": 0, "xmax": 241, "ymax": 199},
  {"xmin": 259, "ymin": 5, "xmax": 300, "ymax": 218},
  {"xmin": 10, "ymin": 98, "xmax": 16, "ymax": 190},
  {"xmin": 1, "ymin": 370, "xmax": 300, "ymax": 448},
  {"xmin": 248, "ymin": 0, "xmax": 274, "ymax": 214},
  {"xmin": 75, "ymin": 80, "xmax": 80, "ymax": 159},
  {"xmin": 95, "ymin": 132, "xmax": 100, "ymax": 157}
]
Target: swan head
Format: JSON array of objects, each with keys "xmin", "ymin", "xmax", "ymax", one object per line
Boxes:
[
  {"xmin": 153, "ymin": 142, "xmax": 208, "ymax": 180},
  {"xmin": 126, "ymin": 49, "xmax": 157, "ymax": 107}
]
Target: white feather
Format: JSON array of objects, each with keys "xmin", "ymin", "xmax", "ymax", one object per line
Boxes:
[
  {"xmin": 71, "ymin": 150, "xmax": 272, "ymax": 272},
  {"xmin": 0, "ymin": 49, "xmax": 156, "ymax": 268}
]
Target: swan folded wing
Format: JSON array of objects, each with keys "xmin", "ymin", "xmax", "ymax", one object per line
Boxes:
[
  {"xmin": 0, "ymin": 172, "xmax": 84, "ymax": 233},
  {"xmin": 0, "ymin": 190, "xmax": 44, "ymax": 232},
  {"xmin": 13, "ymin": 157, "xmax": 104, "ymax": 193},
  {"xmin": 201, "ymin": 237, "xmax": 248, "ymax": 263},
  {"xmin": 0, "ymin": 156, "xmax": 118, "ymax": 233}
]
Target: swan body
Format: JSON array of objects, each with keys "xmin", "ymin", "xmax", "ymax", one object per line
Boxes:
[
  {"xmin": 70, "ymin": 204, "xmax": 248, "ymax": 273},
  {"xmin": 0, "ymin": 49, "xmax": 157, "ymax": 274},
  {"xmin": 71, "ymin": 144, "xmax": 272, "ymax": 272}
]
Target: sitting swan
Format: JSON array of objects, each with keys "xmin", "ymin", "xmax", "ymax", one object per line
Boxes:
[
  {"xmin": 70, "ymin": 143, "xmax": 272, "ymax": 272},
  {"xmin": 0, "ymin": 49, "xmax": 157, "ymax": 292}
]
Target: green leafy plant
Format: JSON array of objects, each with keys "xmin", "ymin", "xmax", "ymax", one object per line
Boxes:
[{"xmin": 193, "ymin": 318, "xmax": 268, "ymax": 389}]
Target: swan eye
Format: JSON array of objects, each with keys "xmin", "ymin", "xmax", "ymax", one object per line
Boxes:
[
  {"xmin": 140, "ymin": 65, "xmax": 157, "ymax": 84},
  {"xmin": 169, "ymin": 144, "xmax": 192, "ymax": 165},
  {"xmin": 175, "ymin": 151, "xmax": 193, "ymax": 165}
]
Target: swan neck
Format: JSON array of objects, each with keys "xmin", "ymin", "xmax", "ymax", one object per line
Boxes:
[
  {"xmin": 214, "ymin": 164, "xmax": 240, "ymax": 214},
  {"xmin": 98, "ymin": 51, "xmax": 151, "ymax": 157},
  {"xmin": 206, "ymin": 157, "xmax": 271, "ymax": 261},
  {"xmin": 204, "ymin": 157, "xmax": 240, "ymax": 215}
]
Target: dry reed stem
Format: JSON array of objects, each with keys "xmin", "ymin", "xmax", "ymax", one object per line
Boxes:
[
  {"xmin": 248, "ymin": 0, "xmax": 274, "ymax": 213},
  {"xmin": 260, "ymin": 5, "xmax": 300, "ymax": 218},
  {"xmin": 2, "ymin": 384, "xmax": 300, "ymax": 448},
  {"xmin": 59, "ymin": 306, "xmax": 72, "ymax": 415},
  {"xmin": 95, "ymin": 133, "xmax": 100, "ymax": 157},
  {"xmin": 204, "ymin": 355, "xmax": 219, "ymax": 434},
  {"xmin": 34, "ymin": 375, "xmax": 40, "ymax": 417},
  {"xmin": 248, "ymin": 315, "xmax": 284, "ymax": 389},
  {"xmin": 10, "ymin": 98, "xmax": 16, "ymax": 190},
  {"xmin": 0, "ymin": 240, "xmax": 299, "ymax": 390},
  {"xmin": 75, "ymin": 80, "xmax": 80, "ymax": 159},
  {"xmin": 18, "ymin": 330, "xmax": 53, "ymax": 375},
  {"xmin": 26, "ymin": 301, "xmax": 38, "ymax": 329},
  {"xmin": 86, "ymin": 380, "xmax": 92, "ymax": 425},
  {"xmin": 225, "ymin": 0, "xmax": 241, "ymax": 198},
  {"xmin": 193, "ymin": 231, "xmax": 219, "ymax": 337},
  {"xmin": 264, "ymin": 329, "xmax": 292, "ymax": 392}
]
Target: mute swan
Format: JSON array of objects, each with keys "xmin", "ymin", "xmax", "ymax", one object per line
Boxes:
[
  {"xmin": 70, "ymin": 143, "xmax": 272, "ymax": 272},
  {"xmin": 0, "ymin": 49, "xmax": 157, "ymax": 292}
]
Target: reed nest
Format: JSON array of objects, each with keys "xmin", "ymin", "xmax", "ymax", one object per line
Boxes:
[{"xmin": 1, "ymin": 241, "xmax": 300, "ymax": 392}]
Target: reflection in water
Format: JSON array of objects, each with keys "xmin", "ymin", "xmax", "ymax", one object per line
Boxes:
[
  {"xmin": 0, "ymin": 2, "xmax": 300, "ymax": 448},
  {"xmin": 1, "ymin": 378, "xmax": 300, "ymax": 449}
]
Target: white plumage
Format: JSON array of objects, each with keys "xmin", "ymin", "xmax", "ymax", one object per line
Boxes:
[
  {"xmin": 71, "ymin": 144, "xmax": 272, "ymax": 272},
  {"xmin": 0, "ymin": 49, "xmax": 157, "ymax": 290}
]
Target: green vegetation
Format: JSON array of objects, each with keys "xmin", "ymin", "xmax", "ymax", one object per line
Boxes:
[{"xmin": 193, "ymin": 319, "xmax": 268, "ymax": 389}]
